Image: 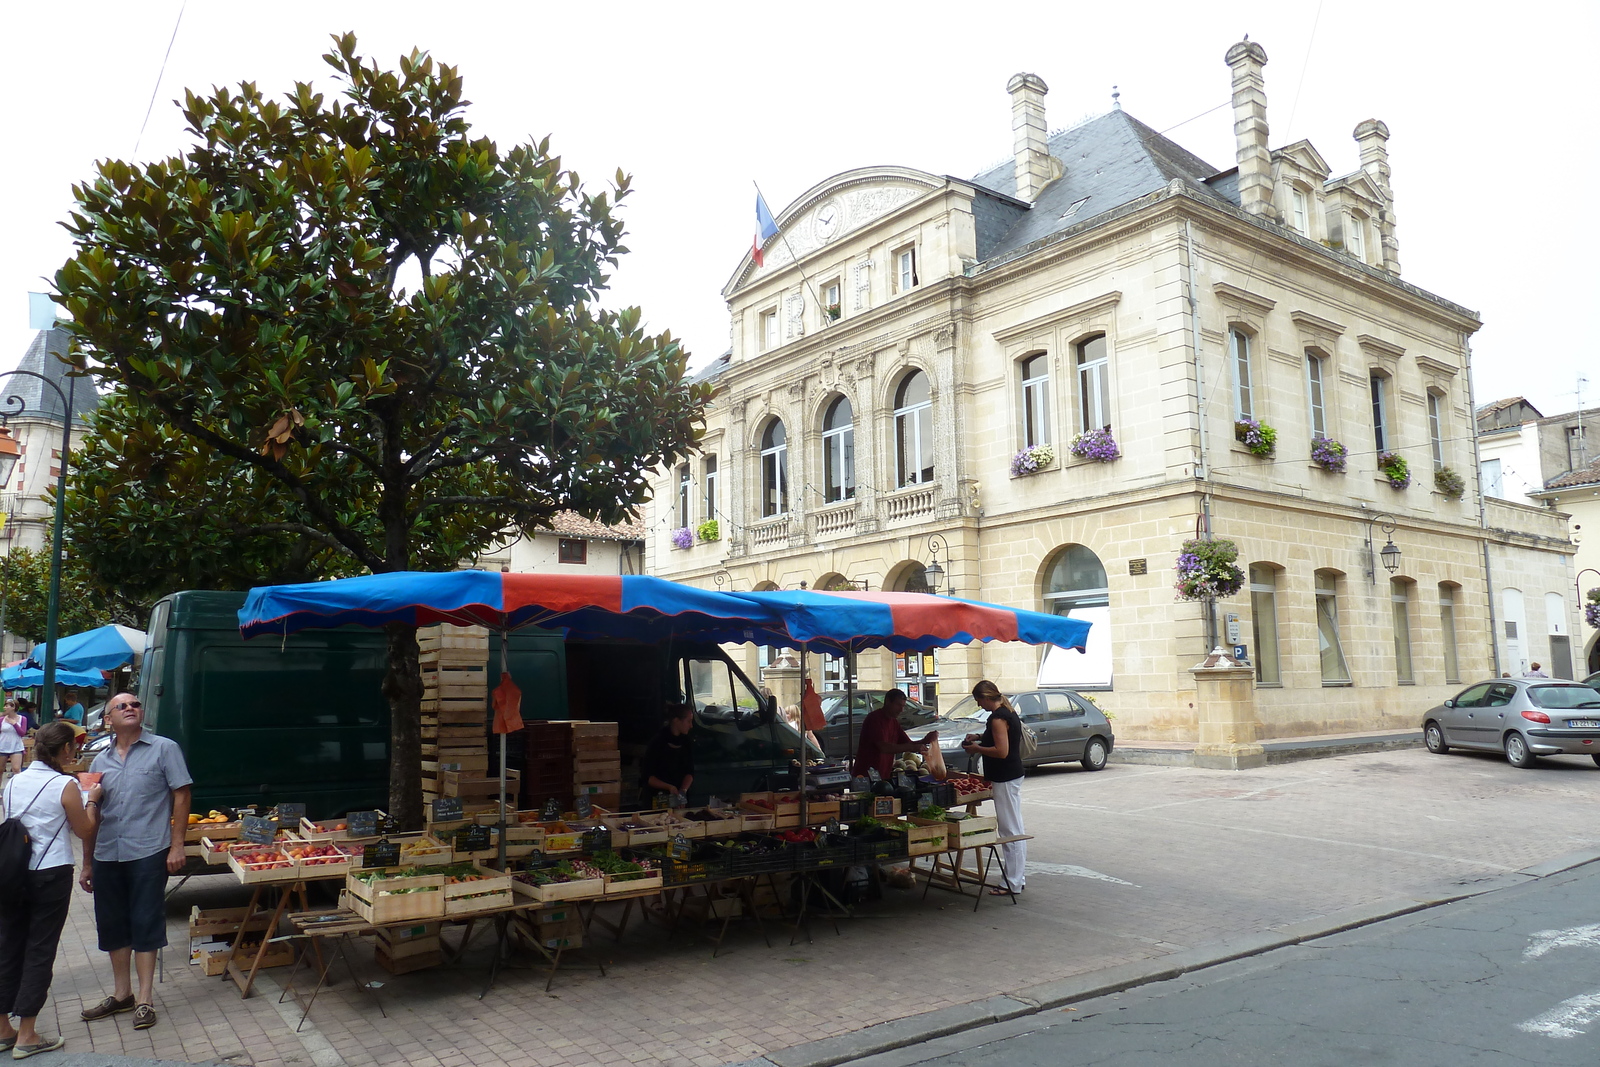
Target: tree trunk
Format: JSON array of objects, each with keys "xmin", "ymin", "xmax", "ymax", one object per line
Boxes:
[{"xmin": 382, "ymin": 621, "xmax": 424, "ymax": 830}]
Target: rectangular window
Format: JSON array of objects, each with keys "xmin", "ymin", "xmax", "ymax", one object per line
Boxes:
[
  {"xmin": 1348, "ymin": 214, "xmax": 1366, "ymax": 261},
  {"xmin": 1570, "ymin": 426, "xmax": 1589, "ymax": 470},
  {"xmin": 1291, "ymin": 188, "xmax": 1309, "ymax": 234},
  {"xmin": 676, "ymin": 465, "xmax": 691, "ymax": 529},
  {"xmin": 1370, "ymin": 374, "xmax": 1388, "ymax": 453},
  {"xmin": 1250, "ymin": 565, "xmax": 1280, "ymax": 686},
  {"xmin": 1306, "ymin": 353, "xmax": 1327, "ymax": 438},
  {"xmin": 1230, "ymin": 329, "xmax": 1253, "ymax": 419},
  {"xmin": 821, "ymin": 280, "xmax": 841, "ymax": 323},
  {"xmin": 1020, "ymin": 354, "xmax": 1051, "ymax": 448},
  {"xmin": 702, "ymin": 456, "xmax": 717, "ymax": 522},
  {"xmin": 1077, "ymin": 335, "xmax": 1110, "ymax": 432},
  {"xmin": 1316, "ymin": 572, "xmax": 1351, "ymax": 684},
  {"xmin": 1480, "ymin": 457, "xmax": 1503, "ymax": 498},
  {"xmin": 760, "ymin": 309, "xmax": 778, "ymax": 351},
  {"xmin": 1439, "ymin": 585, "xmax": 1460, "ymax": 684},
  {"xmin": 558, "ymin": 538, "xmax": 588, "ymax": 565},
  {"xmin": 1428, "ymin": 393, "xmax": 1445, "ymax": 469},
  {"xmin": 1392, "ymin": 580, "xmax": 1414, "ymax": 684},
  {"xmin": 893, "ymin": 246, "xmax": 918, "ymax": 293}
]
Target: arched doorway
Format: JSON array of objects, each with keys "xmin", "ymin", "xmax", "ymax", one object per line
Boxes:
[{"xmin": 1037, "ymin": 544, "xmax": 1111, "ymax": 688}]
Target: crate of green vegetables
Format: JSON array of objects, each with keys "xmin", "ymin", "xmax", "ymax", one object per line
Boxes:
[{"xmin": 346, "ymin": 867, "xmax": 446, "ymax": 923}]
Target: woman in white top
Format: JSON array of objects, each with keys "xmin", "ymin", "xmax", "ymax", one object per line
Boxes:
[
  {"xmin": 0, "ymin": 721, "xmax": 102, "ymax": 1059},
  {"xmin": 0, "ymin": 699, "xmax": 26, "ymax": 779}
]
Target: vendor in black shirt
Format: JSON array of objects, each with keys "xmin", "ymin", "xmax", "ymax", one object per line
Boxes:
[
  {"xmin": 962, "ymin": 680, "xmax": 1027, "ymax": 894},
  {"xmin": 640, "ymin": 703, "xmax": 696, "ymax": 806}
]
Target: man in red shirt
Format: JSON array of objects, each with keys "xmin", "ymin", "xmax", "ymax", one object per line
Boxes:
[{"xmin": 851, "ymin": 689, "xmax": 934, "ymax": 779}]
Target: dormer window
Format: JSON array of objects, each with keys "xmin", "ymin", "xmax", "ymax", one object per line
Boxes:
[
  {"xmin": 1348, "ymin": 213, "xmax": 1367, "ymax": 262},
  {"xmin": 1291, "ymin": 187, "xmax": 1309, "ymax": 235}
]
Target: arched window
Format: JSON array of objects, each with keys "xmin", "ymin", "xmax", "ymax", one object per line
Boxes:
[
  {"xmin": 821, "ymin": 396, "xmax": 855, "ymax": 503},
  {"xmin": 1019, "ymin": 353, "xmax": 1050, "ymax": 448},
  {"xmin": 1230, "ymin": 328, "xmax": 1254, "ymax": 420},
  {"xmin": 895, "ymin": 371, "xmax": 934, "ymax": 487},
  {"xmin": 1076, "ymin": 335, "xmax": 1110, "ymax": 432},
  {"xmin": 895, "ymin": 563, "xmax": 933, "ymax": 594},
  {"xmin": 1038, "ymin": 544, "xmax": 1111, "ymax": 688},
  {"xmin": 1305, "ymin": 351, "xmax": 1329, "ymax": 439},
  {"xmin": 760, "ymin": 420, "xmax": 788, "ymax": 518}
]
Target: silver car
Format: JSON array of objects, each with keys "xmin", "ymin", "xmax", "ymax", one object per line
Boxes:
[
  {"xmin": 935, "ymin": 688, "xmax": 1115, "ymax": 773},
  {"xmin": 1422, "ymin": 679, "xmax": 1600, "ymax": 768}
]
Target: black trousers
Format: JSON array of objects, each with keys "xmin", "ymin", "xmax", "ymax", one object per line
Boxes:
[{"xmin": 0, "ymin": 865, "xmax": 74, "ymax": 1019}]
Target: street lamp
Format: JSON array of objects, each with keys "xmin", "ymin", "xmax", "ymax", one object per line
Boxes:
[
  {"xmin": 1363, "ymin": 511, "xmax": 1402, "ymax": 585},
  {"xmin": 0, "ymin": 371, "xmax": 78, "ymax": 718},
  {"xmin": 924, "ymin": 533, "xmax": 950, "ymax": 596}
]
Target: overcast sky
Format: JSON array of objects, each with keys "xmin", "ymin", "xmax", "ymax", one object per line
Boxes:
[{"xmin": 6, "ymin": 1, "xmax": 1597, "ymax": 417}]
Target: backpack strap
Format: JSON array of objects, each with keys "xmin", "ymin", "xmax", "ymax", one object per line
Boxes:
[{"xmin": 8, "ymin": 772, "xmax": 71, "ymax": 872}]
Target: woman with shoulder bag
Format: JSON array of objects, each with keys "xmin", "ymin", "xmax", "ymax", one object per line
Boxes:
[
  {"xmin": 962, "ymin": 680, "xmax": 1027, "ymax": 896},
  {"xmin": 0, "ymin": 700, "xmax": 26, "ymax": 781},
  {"xmin": 0, "ymin": 722, "xmax": 103, "ymax": 1058}
]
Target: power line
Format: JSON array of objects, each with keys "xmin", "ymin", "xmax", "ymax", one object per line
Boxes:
[
  {"xmin": 133, "ymin": 1, "xmax": 187, "ymax": 157},
  {"xmin": 1284, "ymin": 0, "xmax": 1325, "ymax": 143}
]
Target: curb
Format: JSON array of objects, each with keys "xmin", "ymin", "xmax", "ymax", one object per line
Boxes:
[
  {"xmin": 726, "ymin": 847, "xmax": 1600, "ymax": 1067},
  {"xmin": 1111, "ymin": 732, "xmax": 1423, "ymax": 767}
]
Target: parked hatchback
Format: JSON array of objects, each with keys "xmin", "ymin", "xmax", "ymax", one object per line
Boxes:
[
  {"xmin": 815, "ymin": 690, "xmax": 937, "ymax": 760},
  {"xmin": 1422, "ymin": 679, "xmax": 1600, "ymax": 767},
  {"xmin": 937, "ymin": 688, "xmax": 1114, "ymax": 773}
]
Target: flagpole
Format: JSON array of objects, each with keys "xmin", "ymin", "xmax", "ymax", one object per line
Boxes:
[{"xmin": 754, "ymin": 182, "xmax": 831, "ymax": 329}]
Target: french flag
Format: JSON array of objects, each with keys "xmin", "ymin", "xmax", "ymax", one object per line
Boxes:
[{"xmin": 753, "ymin": 191, "xmax": 779, "ymax": 267}]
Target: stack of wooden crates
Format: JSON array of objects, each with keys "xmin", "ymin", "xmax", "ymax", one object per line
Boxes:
[
  {"xmin": 518, "ymin": 720, "xmax": 621, "ymax": 813},
  {"xmin": 374, "ymin": 922, "xmax": 442, "ymax": 975},
  {"xmin": 418, "ymin": 625, "xmax": 517, "ymax": 812}
]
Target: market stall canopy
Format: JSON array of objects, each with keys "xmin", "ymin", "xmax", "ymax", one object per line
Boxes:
[
  {"xmin": 29, "ymin": 624, "xmax": 147, "ymax": 673},
  {"xmin": 237, "ymin": 571, "xmax": 1091, "ymax": 653},
  {"xmin": 2, "ymin": 663, "xmax": 105, "ymax": 690}
]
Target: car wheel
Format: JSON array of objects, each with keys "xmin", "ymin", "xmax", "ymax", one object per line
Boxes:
[
  {"xmin": 1081, "ymin": 736, "xmax": 1109, "ymax": 771},
  {"xmin": 1504, "ymin": 732, "xmax": 1537, "ymax": 768},
  {"xmin": 1424, "ymin": 721, "xmax": 1449, "ymax": 754}
]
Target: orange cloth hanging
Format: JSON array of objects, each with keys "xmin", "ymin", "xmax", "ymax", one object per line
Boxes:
[
  {"xmin": 491, "ymin": 672, "xmax": 524, "ymax": 734},
  {"xmin": 800, "ymin": 677, "xmax": 825, "ymax": 732}
]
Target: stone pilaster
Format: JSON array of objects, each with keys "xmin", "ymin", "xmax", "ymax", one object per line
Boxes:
[{"xmin": 1190, "ymin": 647, "xmax": 1265, "ymax": 770}]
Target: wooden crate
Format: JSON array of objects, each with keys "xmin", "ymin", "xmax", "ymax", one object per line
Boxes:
[
  {"xmin": 444, "ymin": 865, "xmax": 514, "ymax": 915},
  {"xmin": 419, "ymin": 647, "xmax": 490, "ymax": 669},
  {"xmin": 947, "ymin": 815, "xmax": 999, "ymax": 851},
  {"xmin": 346, "ymin": 870, "xmax": 445, "ymax": 924},
  {"xmin": 189, "ymin": 905, "xmax": 272, "ymax": 940},
  {"xmin": 374, "ymin": 929, "xmax": 441, "ymax": 960},
  {"xmin": 573, "ymin": 759, "xmax": 622, "ymax": 783},
  {"xmin": 901, "ymin": 818, "xmax": 952, "ymax": 857},
  {"xmin": 511, "ymin": 875, "xmax": 604, "ymax": 902},
  {"xmin": 201, "ymin": 940, "xmax": 293, "ymax": 977},
  {"xmin": 603, "ymin": 870, "xmax": 663, "ymax": 895},
  {"xmin": 806, "ymin": 801, "xmax": 841, "ymax": 825},
  {"xmin": 740, "ymin": 812, "xmax": 775, "ymax": 832},
  {"xmin": 184, "ymin": 821, "xmax": 239, "ymax": 844},
  {"xmin": 227, "ymin": 847, "xmax": 298, "ymax": 884},
  {"xmin": 539, "ymin": 822, "xmax": 582, "ymax": 853},
  {"xmin": 374, "ymin": 945, "xmax": 443, "ymax": 974}
]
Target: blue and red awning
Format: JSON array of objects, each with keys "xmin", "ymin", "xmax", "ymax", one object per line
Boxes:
[{"xmin": 238, "ymin": 571, "xmax": 1090, "ymax": 655}]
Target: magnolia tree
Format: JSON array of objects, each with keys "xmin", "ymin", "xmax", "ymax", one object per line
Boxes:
[{"xmin": 55, "ymin": 36, "xmax": 708, "ymax": 827}]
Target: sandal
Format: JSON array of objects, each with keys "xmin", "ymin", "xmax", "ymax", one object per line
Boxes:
[
  {"xmin": 12, "ymin": 1036, "xmax": 65, "ymax": 1060},
  {"xmin": 989, "ymin": 886, "xmax": 1021, "ymax": 896}
]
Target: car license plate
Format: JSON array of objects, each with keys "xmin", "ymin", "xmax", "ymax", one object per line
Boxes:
[{"xmin": 1567, "ymin": 720, "xmax": 1599, "ymax": 729}]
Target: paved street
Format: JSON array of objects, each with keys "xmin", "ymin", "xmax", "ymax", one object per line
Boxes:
[
  {"xmin": 843, "ymin": 855, "xmax": 1600, "ymax": 1066},
  {"xmin": 29, "ymin": 747, "xmax": 1600, "ymax": 1067}
]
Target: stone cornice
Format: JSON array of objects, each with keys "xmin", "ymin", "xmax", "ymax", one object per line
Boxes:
[
  {"xmin": 1356, "ymin": 333, "xmax": 1407, "ymax": 360},
  {"xmin": 1289, "ymin": 310, "xmax": 1346, "ymax": 336},
  {"xmin": 991, "ymin": 291, "xmax": 1123, "ymax": 344},
  {"xmin": 1212, "ymin": 283, "xmax": 1278, "ymax": 315}
]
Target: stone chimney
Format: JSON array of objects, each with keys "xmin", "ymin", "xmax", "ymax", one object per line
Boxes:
[
  {"xmin": 1007, "ymin": 73, "xmax": 1056, "ymax": 202},
  {"xmin": 1225, "ymin": 39, "xmax": 1274, "ymax": 219},
  {"xmin": 1354, "ymin": 119, "xmax": 1401, "ymax": 273}
]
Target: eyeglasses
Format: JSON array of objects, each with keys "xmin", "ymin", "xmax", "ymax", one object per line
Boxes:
[{"xmin": 115, "ymin": 701, "xmax": 142, "ymax": 710}]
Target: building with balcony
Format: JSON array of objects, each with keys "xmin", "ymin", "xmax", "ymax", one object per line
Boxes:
[{"xmin": 649, "ymin": 40, "xmax": 1578, "ymax": 739}]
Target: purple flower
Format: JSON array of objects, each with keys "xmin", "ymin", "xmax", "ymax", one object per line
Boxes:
[
  {"xmin": 670, "ymin": 526, "xmax": 694, "ymax": 550},
  {"xmin": 1310, "ymin": 436, "xmax": 1348, "ymax": 473},
  {"xmin": 1174, "ymin": 538, "xmax": 1244, "ymax": 601},
  {"xmin": 1010, "ymin": 443, "xmax": 1056, "ymax": 476},
  {"xmin": 1377, "ymin": 451, "xmax": 1411, "ymax": 489},
  {"xmin": 1070, "ymin": 428, "xmax": 1120, "ymax": 463},
  {"xmin": 1587, "ymin": 589, "xmax": 1600, "ymax": 630},
  {"xmin": 1233, "ymin": 418, "xmax": 1277, "ymax": 456}
]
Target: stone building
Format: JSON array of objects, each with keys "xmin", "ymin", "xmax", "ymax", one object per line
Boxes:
[
  {"xmin": 474, "ymin": 512, "xmax": 645, "ymax": 577},
  {"xmin": 0, "ymin": 328, "xmax": 99, "ymax": 662},
  {"xmin": 649, "ymin": 39, "xmax": 1578, "ymax": 742}
]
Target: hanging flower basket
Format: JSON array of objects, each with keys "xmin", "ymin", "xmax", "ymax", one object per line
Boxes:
[
  {"xmin": 670, "ymin": 526, "xmax": 694, "ymax": 550},
  {"xmin": 1234, "ymin": 417, "xmax": 1278, "ymax": 457},
  {"xmin": 1377, "ymin": 451, "xmax": 1411, "ymax": 489},
  {"xmin": 696, "ymin": 519, "xmax": 720, "ymax": 542},
  {"xmin": 1069, "ymin": 428, "xmax": 1120, "ymax": 463},
  {"xmin": 1310, "ymin": 436, "xmax": 1348, "ymax": 473},
  {"xmin": 1434, "ymin": 467, "xmax": 1465, "ymax": 500},
  {"xmin": 1585, "ymin": 588, "xmax": 1600, "ymax": 630},
  {"xmin": 1010, "ymin": 443, "xmax": 1055, "ymax": 476},
  {"xmin": 1174, "ymin": 538, "xmax": 1245, "ymax": 602}
]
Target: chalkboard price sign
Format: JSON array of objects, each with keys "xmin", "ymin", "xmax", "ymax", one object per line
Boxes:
[
  {"xmin": 541, "ymin": 797, "xmax": 562, "ymax": 820},
  {"xmin": 574, "ymin": 794, "xmax": 593, "ymax": 820},
  {"xmin": 669, "ymin": 833, "xmax": 692, "ymax": 862},
  {"xmin": 275, "ymin": 802, "xmax": 307, "ymax": 825},
  {"xmin": 455, "ymin": 824, "xmax": 491, "ymax": 852},
  {"xmin": 364, "ymin": 838, "xmax": 401, "ymax": 868},
  {"xmin": 432, "ymin": 797, "xmax": 464, "ymax": 823},
  {"xmin": 346, "ymin": 811, "xmax": 380, "ymax": 838},
  {"xmin": 377, "ymin": 814, "xmax": 399, "ymax": 836},
  {"xmin": 239, "ymin": 815, "xmax": 277, "ymax": 845}
]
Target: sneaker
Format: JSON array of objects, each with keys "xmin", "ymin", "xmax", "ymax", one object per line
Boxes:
[
  {"xmin": 12, "ymin": 1036, "xmax": 65, "ymax": 1060},
  {"xmin": 131, "ymin": 1005, "xmax": 157, "ymax": 1031},
  {"xmin": 79, "ymin": 995, "xmax": 135, "ymax": 1021}
]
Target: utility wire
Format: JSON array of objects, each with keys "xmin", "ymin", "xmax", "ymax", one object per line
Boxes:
[
  {"xmin": 133, "ymin": 1, "xmax": 187, "ymax": 157},
  {"xmin": 1159, "ymin": 100, "xmax": 1230, "ymax": 136},
  {"xmin": 1284, "ymin": 0, "xmax": 1324, "ymax": 143}
]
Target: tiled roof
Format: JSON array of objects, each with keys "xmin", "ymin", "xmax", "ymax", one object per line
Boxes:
[
  {"xmin": 536, "ymin": 510, "xmax": 645, "ymax": 542},
  {"xmin": 1544, "ymin": 456, "xmax": 1600, "ymax": 491}
]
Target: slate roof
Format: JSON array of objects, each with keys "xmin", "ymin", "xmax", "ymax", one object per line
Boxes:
[
  {"xmin": 969, "ymin": 110, "xmax": 1234, "ymax": 262},
  {"xmin": 689, "ymin": 350, "xmax": 732, "ymax": 387},
  {"xmin": 6, "ymin": 329, "xmax": 100, "ymax": 424}
]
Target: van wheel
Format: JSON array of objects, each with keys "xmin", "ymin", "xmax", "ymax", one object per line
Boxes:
[
  {"xmin": 1081, "ymin": 737, "xmax": 1109, "ymax": 771},
  {"xmin": 1424, "ymin": 722, "xmax": 1449, "ymax": 754},
  {"xmin": 1505, "ymin": 732, "xmax": 1536, "ymax": 768}
]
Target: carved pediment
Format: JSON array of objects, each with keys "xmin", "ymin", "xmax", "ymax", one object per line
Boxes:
[{"xmin": 1273, "ymin": 139, "xmax": 1331, "ymax": 180}]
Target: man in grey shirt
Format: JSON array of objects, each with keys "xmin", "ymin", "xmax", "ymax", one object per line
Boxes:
[{"xmin": 79, "ymin": 694, "xmax": 192, "ymax": 1033}]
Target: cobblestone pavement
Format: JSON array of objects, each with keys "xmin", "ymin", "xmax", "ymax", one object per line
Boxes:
[{"xmin": 29, "ymin": 747, "xmax": 1600, "ymax": 1067}]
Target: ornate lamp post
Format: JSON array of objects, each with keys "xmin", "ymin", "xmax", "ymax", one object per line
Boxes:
[{"xmin": 0, "ymin": 371, "xmax": 77, "ymax": 718}]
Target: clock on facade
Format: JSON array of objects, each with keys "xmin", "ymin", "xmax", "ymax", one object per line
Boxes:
[{"xmin": 812, "ymin": 200, "xmax": 843, "ymax": 243}]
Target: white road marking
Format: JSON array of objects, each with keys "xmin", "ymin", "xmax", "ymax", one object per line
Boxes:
[
  {"xmin": 1516, "ymin": 990, "xmax": 1600, "ymax": 1039},
  {"xmin": 1026, "ymin": 861, "xmax": 1138, "ymax": 887},
  {"xmin": 1524, "ymin": 923, "xmax": 1600, "ymax": 959}
]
